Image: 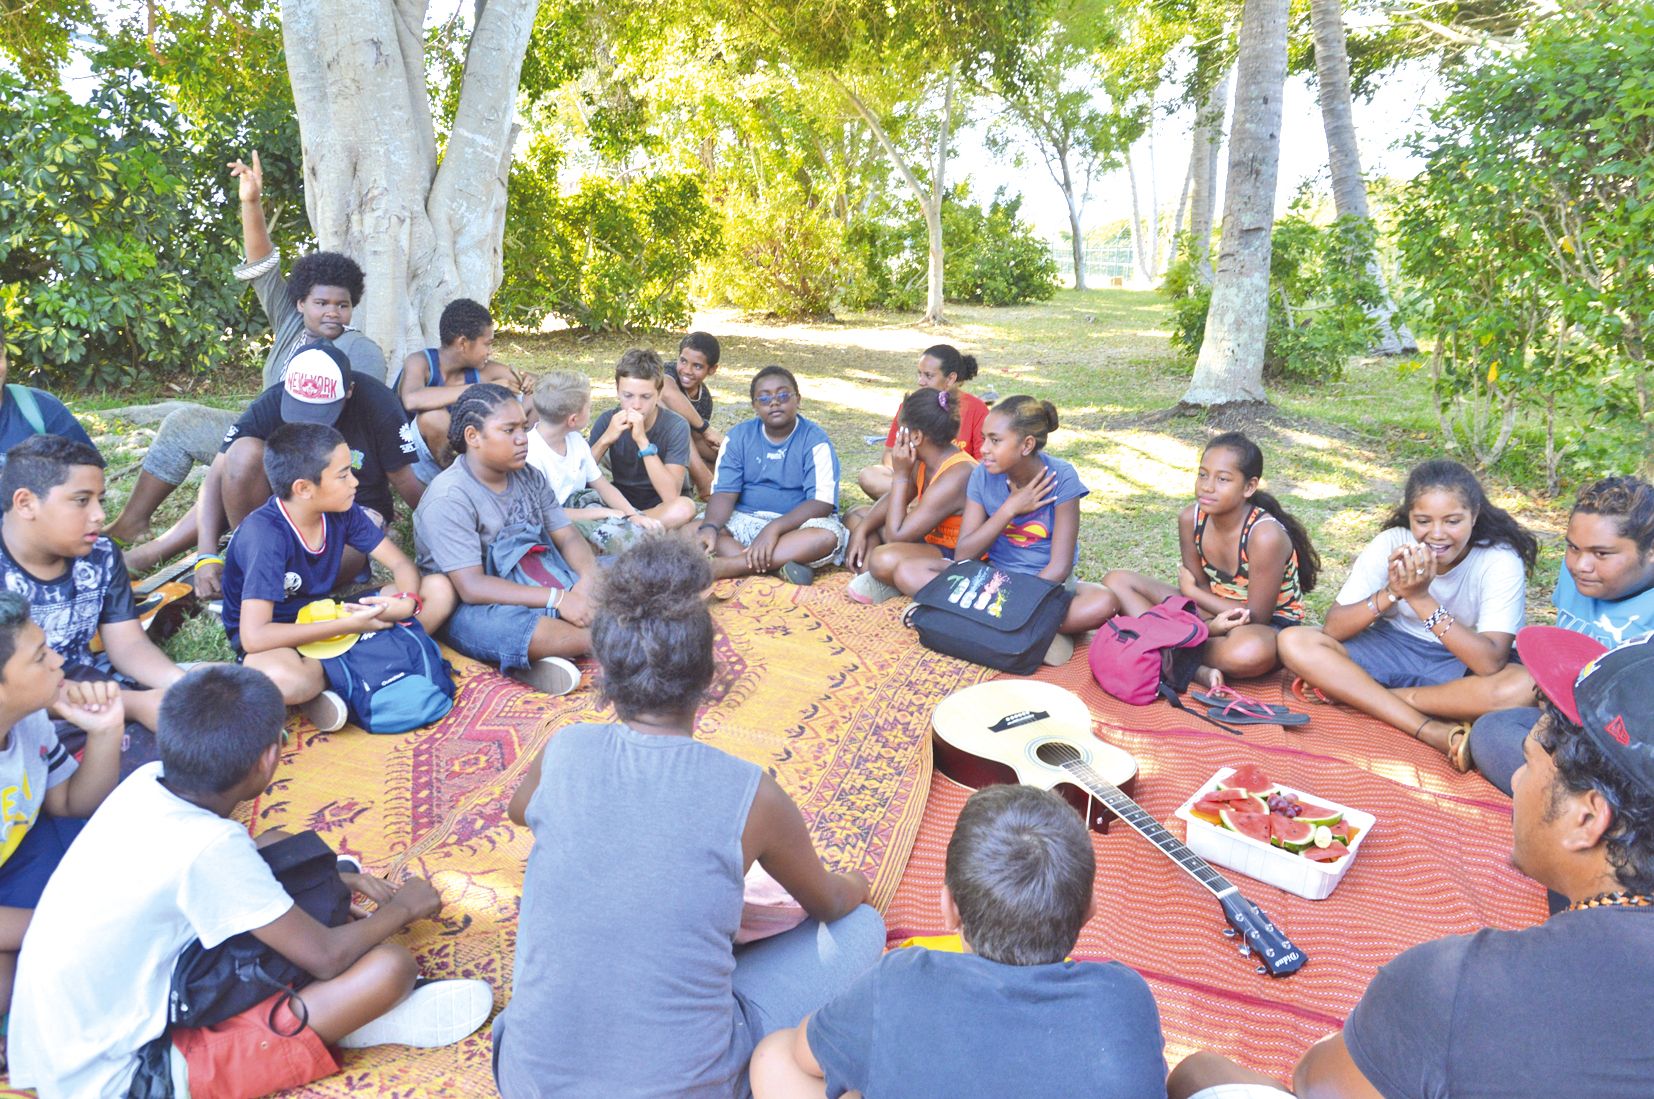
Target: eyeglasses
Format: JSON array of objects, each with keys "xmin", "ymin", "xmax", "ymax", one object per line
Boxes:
[{"xmin": 754, "ymin": 390, "xmax": 795, "ymax": 407}]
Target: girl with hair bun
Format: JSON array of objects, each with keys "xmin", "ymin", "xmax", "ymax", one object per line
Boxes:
[
  {"xmin": 495, "ymin": 536, "xmax": 885, "ymax": 1097},
  {"xmin": 1104, "ymin": 432, "xmax": 1321, "ymax": 688},
  {"xmin": 1279, "ymin": 459, "xmax": 1538, "ymax": 769},
  {"xmin": 857, "ymin": 344, "xmax": 989, "ymax": 503},
  {"xmin": 903, "ymin": 395, "xmax": 1120, "ymax": 664},
  {"xmin": 842, "ymin": 387, "xmax": 978, "ymax": 604}
]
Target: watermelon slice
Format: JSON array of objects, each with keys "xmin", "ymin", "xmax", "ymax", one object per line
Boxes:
[
  {"xmin": 1270, "ymin": 814, "xmax": 1315, "ymax": 850},
  {"xmin": 1328, "ymin": 821, "xmax": 1354, "ymax": 844},
  {"xmin": 1303, "ymin": 842, "xmax": 1350, "ymax": 863},
  {"xmin": 1296, "ymin": 800, "xmax": 1344, "ymax": 827},
  {"xmin": 1220, "ymin": 809, "xmax": 1273, "ymax": 845},
  {"xmin": 1195, "ymin": 792, "xmax": 1267, "ymax": 816},
  {"xmin": 1218, "ymin": 763, "xmax": 1275, "ymax": 797}
]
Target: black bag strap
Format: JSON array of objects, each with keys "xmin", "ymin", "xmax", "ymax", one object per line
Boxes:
[{"xmin": 1157, "ymin": 681, "xmax": 1246, "ymax": 736}]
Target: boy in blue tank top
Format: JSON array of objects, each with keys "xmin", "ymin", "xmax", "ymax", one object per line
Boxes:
[
  {"xmin": 751, "ymin": 783, "xmax": 1168, "ymax": 1099},
  {"xmin": 222, "ymin": 423, "xmax": 446, "ymax": 733},
  {"xmin": 399, "ymin": 299, "xmax": 521, "ymax": 482}
]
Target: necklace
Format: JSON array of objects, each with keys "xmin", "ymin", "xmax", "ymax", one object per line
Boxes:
[{"xmin": 1566, "ymin": 891, "xmax": 1654, "ymax": 912}]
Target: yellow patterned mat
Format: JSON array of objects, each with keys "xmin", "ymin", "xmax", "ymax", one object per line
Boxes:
[{"xmin": 241, "ymin": 572, "xmax": 963, "ymax": 1096}]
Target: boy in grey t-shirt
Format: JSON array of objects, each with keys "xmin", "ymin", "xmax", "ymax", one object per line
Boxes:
[{"xmin": 588, "ymin": 349, "xmax": 697, "ymax": 530}]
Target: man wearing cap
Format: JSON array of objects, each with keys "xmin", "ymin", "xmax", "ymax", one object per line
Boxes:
[
  {"xmin": 191, "ymin": 345, "xmax": 420, "ymax": 598},
  {"xmin": 1166, "ymin": 625, "xmax": 1654, "ymax": 1099}
]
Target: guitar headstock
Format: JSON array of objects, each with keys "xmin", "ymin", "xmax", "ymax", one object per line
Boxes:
[{"xmin": 1218, "ymin": 893, "xmax": 1306, "ymax": 977}]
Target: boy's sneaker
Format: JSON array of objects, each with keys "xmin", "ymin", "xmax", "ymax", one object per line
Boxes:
[
  {"xmin": 1041, "ymin": 633, "xmax": 1075, "ymax": 667},
  {"xmin": 300, "ymin": 689, "xmax": 349, "ymax": 733},
  {"xmin": 778, "ymin": 561, "xmax": 814, "ymax": 586},
  {"xmin": 509, "ymin": 656, "xmax": 581, "ymax": 697},
  {"xmin": 338, "ymin": 978, "xmax": 493, "ymax": 1049},
  {"xmin": 846, "ymin": 572, "xmax": 901, "ymax": 605}
]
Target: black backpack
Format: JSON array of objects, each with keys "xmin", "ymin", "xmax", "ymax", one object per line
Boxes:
[
  {"xmin": 906, "ymin": 559, "xmax": 1073, "ymax": 676},
  {"xmin": 168, "ymin": 830, "xmax": 353, "ymax": 1032}
]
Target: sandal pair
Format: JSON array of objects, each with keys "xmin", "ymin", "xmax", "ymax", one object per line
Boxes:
[{"xmin": 1190, "ymin": 686, "xmax": 1310, "ymax": 727}]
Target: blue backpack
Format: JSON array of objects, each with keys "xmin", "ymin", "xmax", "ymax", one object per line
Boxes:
[{"xmin": 319, "ymin": 621, "xmax": 456, "ymax": 733}]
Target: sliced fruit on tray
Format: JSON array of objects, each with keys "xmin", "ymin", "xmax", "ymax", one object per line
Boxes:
[
  {"xmin": 1217, "ymin": 763, "xmax": 1275, "ymax": 797},
  {"xmin": 1220, "ymin": 809, "xmax": 1274, "ymax": 844},
  {"xmin": 1198, "ymin": 764, "xmax": 1363, "ymax": 861},
  {"xmin": 1270, "ymin": 814, "xmax": 1316, "ymax": 850},
  {"xmin": 1303, "ymin": 842, "xmax": 1351, "ymax": 863}
]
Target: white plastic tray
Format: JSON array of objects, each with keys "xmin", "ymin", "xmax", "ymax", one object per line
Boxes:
[{"xmin": 1173, "ymin": 767, "xmax": 1375, "ymax": 901}]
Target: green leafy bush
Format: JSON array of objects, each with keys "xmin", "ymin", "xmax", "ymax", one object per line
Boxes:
[
  {"xmin": 498, "ymin": 146, "xmax": 719, "ymax": 332},
  {"xmin": 841, "ymin": 184, "xmax": 1057, "ymax": 311},
  {"xmin": 0, "ymin": 59, "xmax": 259, "ymax": 389},
  {"xmin": 1165, "ymin": 213, "xmax": 1383, "ymax": 385},
  {"xmin": 699, "ymin": 188, "xmax": 847, "ymax": 319}
]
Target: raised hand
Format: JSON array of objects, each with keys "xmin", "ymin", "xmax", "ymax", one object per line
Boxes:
[
  {"xmin": 229, "ymin": 151, "xmax": 263, "ymax": 205},
  {"xmin": 889, "ymin": 428, "xmax": 918, "ymax": 478},
  {"xmin": 1004, "ymin": 466, "xmax": 1058, "ymax": 517}
]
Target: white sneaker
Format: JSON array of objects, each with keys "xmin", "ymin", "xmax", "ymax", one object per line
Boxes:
[
  {"xmin": 300, "ymin": 689, "xmax": 348, "ymax": 733},
  {"xmin": 338, "ymin": 978, "xmax": 493, "ymax": 1049},
  {"xmin": 846, "ymin": 571, "xmax": 901, "ymax": 605},
  {"xmin": 509, "ymin": 656, "xmax": 581, "ymax": 697}
]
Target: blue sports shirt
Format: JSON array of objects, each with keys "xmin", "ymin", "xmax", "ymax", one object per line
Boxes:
[
  {"xmin": 221, "ymin": 497, "xmax": 385, "ymax": 650},
  {"xmin": 711, "ymin": 415, "xmax": 839, "ymax": 516}
]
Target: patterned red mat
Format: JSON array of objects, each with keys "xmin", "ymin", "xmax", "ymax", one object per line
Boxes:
[{"xmin": 884, "ymin": 644, "xmax": 1547, "ymax": 1081}]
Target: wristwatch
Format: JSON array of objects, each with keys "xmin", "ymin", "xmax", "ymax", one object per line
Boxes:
[{"xmin": 638, "ymin": 443, "xmax": 660, "ymax": 458}]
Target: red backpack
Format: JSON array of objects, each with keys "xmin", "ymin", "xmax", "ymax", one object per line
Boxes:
[{"xmin": 1089, "ymin": 596, "xmax": 1210, "ymax": 704}]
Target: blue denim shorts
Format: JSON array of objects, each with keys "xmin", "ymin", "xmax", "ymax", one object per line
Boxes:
[
  {"xmin": 1343, "ymin": 619, "xmax": 1467, "ymax": 689},
  {"xmin": 0, "ymin": 815, "xmax": 87, "ymax": 908},
  {"xmin": 441, "ymin": 601, "xmax": 554, "ymax": 672}
]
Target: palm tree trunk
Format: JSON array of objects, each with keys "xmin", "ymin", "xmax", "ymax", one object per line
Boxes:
[
  {"xmin": 1181, "ymin": 0, "xmax": 1289, "ymax": 407},
  {"xmin": 1310, "ymin": 0, "xmax": 1416, "ymax": 353}
]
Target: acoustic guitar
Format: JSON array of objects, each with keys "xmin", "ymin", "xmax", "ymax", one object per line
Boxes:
[
  {"xmin": 931, "ymin": 679, "xmax": 1307, "ymax": 978},
  {"xmin": 89, "ymin": 554, "xmax": 199, "ymax": 655}
]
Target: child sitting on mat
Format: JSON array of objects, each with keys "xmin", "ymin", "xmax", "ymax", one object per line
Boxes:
[
  {"xmin": 855, "ymin": 344, "xmax": 988, "ymax": 503},
  {"xmin": 223, "ymin": 423, "xmax": 446, "ymax": 733},
  {"xmin": 662, "ymin": 331, "xmax": 723, "ymax": 499},
  {"xmin": 9, "ymin": 665, "xmax": 492, "ymax": 1097},
  {"xmin": 414, "ymin": 383, "xmax": 599, "ymax": 697},
  {"xmin": 526, "ymin": 370, "xmax": 663, "ymax": 554},
  {"xmin": 587, "ymin": 349, "xmax": 698, "ymax": 532},
  {"xmin": 1104, "ymin": 431, "xmax": 1321, "ymax": 689},
  {"xmin": 1461, "ymin": 476, "xmax": 1654, "ymax": 792},
  {"xmin": 1279, "ymin": 459, "xmax": 1537, "ymax": 769},
  {"xmin": 899, "ymin": 395, "xmax": 1119, "ymax": 665},
  {"xmin": 749, "ymin": 783, "xmax": 1167, "ymax": 1099},
  {"xmin": 0, "ymin": 593, "xmax": 125, "ymax": 1027},
  {"xmin": 698, "ymin": 366, "xmax": 850, "ymax": 586},
  {"xmin": 843, "ymin": 387, "xmax": 977, "ymax": 605},
  {"xmin": 493, "ymin": 536, "xmax": 884, "ymax": 1097},
  {"xmin": 400, "ymin": 298, "xmax": 520, "ymax": 483}
]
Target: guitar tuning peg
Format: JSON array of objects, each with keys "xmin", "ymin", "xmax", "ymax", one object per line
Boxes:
[
  {"xmin": 1237, "ymin": 944, "xmax": 1252, "ymax": 957},
  {"xmin": 1255, "ymin": 964, "xmax": 1269, "ymax": 975},
  {"xmin": 1221, "ymin": 927, "xmax": 1237, "ymax": 938}
]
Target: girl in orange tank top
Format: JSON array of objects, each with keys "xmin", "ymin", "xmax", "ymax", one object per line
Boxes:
[{"xmin": 843, "ymin": 389, "xmax": 977, "ymax": 605}]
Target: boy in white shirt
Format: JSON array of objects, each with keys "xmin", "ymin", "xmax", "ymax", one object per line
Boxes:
[
  {"xmin": 527, "ymin": 370, "xmax": 662, "ymax": 553},
  {"xmin": 0, "ymin": 592, "xmax": 125, "ymax": 1025},
  {"xmin": 9, "ymin": 665, "xmax": 491, "ymax": 1099}
]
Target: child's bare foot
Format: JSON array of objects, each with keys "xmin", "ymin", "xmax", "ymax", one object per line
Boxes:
[{"xmin": 1194, "ymin": 666, "xmax": 1224, "ymax": 691}]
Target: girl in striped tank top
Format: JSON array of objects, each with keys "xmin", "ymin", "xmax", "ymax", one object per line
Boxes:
[
  {"xmin": 844, "ymin": 388, "xmax": 978, "ymax": 604},
  {"xmin": 1104, "ymin": 432, "xmax": 1321, "ymax": 688}
]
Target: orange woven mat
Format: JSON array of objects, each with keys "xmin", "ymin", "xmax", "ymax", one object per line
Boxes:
[
  {"xmin": 246, "ymin": 573, "xmax": 953, "ymax": 1096},
  {"xmin": 884, "ymin": 643, "xmax": 1547, "ymax": 1081}
]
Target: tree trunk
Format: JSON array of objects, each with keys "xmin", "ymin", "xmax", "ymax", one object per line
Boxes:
[
  {"xmin": 1182, "ymin": 0, "xmax": 1289, "ymax": 407},
  {"xmin": 1168, "ymin": 147, "xmax": 1194, "ymax": 263},
  {"xmin": 1066, "ymin": 169, "xmax": 1087, "ymax": 291},
  {"xmin": 1309, "ymin": 0, "xmax": 1416, "ymax": 353},
  {"xmin": 837, "ymin": 74, "xmax": 952, "ymax": 324},
  {"xmin": 1127, "ymin": 151, "xmax": 1151, "ymax": 283},
  {"xmin": 1187, "ymin": 68, "xmax": 1230, "ymax": 283},
  {"xmin": 281, "ymin": 0, "xmax": 534, "ymax": 365}
]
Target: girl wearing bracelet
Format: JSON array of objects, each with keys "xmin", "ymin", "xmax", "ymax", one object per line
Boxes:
[{"xmin": 1279, "ymin": 460, "xmax": 1537, "ymax": 769}]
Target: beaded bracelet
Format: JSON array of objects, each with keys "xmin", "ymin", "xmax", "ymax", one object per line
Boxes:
[{"xmin": 1423, "ymin": 606, "xmax": 1455, "ymax": 634}]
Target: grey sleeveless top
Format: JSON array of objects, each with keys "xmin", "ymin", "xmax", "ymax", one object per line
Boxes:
[{"xmin": 493, "ymin": 722, "xmax": 763, "ymax": 1098}]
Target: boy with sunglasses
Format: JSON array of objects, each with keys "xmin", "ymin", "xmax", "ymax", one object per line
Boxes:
[{"xmin": 697, "ymin": 366, "xmax": 847, "ymax": 585}]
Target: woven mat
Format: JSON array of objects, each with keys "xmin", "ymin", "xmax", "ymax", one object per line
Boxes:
[
  {"xmin": 246, "ymin": 572, "xmax": 953, "ymax": 1097},
  {"xmin": 883, "ymin": 646, "xmax": 1548, "ymax": 1082}
]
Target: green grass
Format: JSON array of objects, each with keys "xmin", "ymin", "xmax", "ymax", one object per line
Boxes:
[{"xmin": 81, "ymin": 287, "xmax": 1565, "ymax": 659}]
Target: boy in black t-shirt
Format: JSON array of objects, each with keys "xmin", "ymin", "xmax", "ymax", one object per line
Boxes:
[
  {"xmin": 588, "ymin": 349, "xmax": 697, "ymax": 531},
  {"xmin": 193, "ymin": 345, "xmax": 421, "ymax": 598},
  {"xmin": 223, "ymin": 423, "xmax": 445, "ymax": 733},
  {"xmin": 750, "ymin": 784, "xmax": 1168, "ymax": 1099},
  {"xmin": 662, "ymin": 331, "xmax": 721, "ymax": 498}
]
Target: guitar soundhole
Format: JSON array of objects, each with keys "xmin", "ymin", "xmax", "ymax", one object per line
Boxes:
[{"xmin": 1035, "ymin": 741, "xmax": 1082, "ymax": 767}]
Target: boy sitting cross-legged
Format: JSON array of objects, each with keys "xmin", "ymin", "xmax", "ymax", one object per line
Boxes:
[
  {"xmin": 750, "ymin": 783, "xmax": 1169, "ymax": 1099},
  {"xmin": 588, "ymin": 348, "xmax": 698, "ymax": 531},
  {"xmin": 697, "ymin": 366, "xmax": 849, "ymax": 585},
  {"xmin": 0, "ymin": 435, "xmax": 185, "ymax": 766},
  {"xmin": 223, "ymin": 422, "xmax": 451, "ymax": 733},
  {"xmin": 0, "ymin": 593, "xmax": 126, "ymax": 1024},
  {"xmin": 8, "ymin": 665, "xmax": 493, "ymax": 1099},
  {"xmin": 400, "ymin": 298, "xmax": 521, "ymax": 483}
]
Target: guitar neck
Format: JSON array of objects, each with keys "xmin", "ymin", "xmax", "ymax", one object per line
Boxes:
[{"xmin": 1062, "ymin": 759, "xmax": 1236, "ymax": 900}]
